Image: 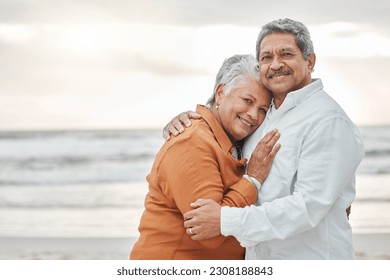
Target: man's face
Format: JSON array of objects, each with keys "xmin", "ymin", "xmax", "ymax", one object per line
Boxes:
[{"xmin": 258, "ymin": 32, "xmax": 315, "ymax": 97}]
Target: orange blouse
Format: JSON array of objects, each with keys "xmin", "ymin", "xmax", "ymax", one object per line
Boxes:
[{"xmin": 130, "ymin": 105, "xmax": 257, "ymax": 260}]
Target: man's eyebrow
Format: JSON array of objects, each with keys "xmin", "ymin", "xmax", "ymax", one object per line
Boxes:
[{"xmin": 259, "ymin": 51, "xmax": 271, "ymax": 56}]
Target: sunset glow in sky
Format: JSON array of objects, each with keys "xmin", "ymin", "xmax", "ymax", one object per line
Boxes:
[{"xmin": 0, "ymin": 0, "xmax": 389, "ymax": 130}]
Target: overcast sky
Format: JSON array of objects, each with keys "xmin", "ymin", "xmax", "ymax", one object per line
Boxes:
[{"xmin": 1, "ymin": 0, "xmax": 389, "ymax": 130}]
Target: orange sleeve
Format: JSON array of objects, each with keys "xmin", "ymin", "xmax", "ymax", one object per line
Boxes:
[
  {"xmin": 222, "ymin": 176, "xmax": 257, "ymax": 207},
  {"xmin": 159, "ymin": 133, "xmax": 256, "ymax": 249}
]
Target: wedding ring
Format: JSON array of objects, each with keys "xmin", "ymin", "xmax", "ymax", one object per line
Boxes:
[{"xmin": 189, "ymin": 228, "xmax": 193, "ymax": 235}]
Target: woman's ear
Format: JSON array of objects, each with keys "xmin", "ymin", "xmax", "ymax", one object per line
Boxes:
[{"xmin": 215, "ymin": 84, "xmax": 225, "ymax": 104}]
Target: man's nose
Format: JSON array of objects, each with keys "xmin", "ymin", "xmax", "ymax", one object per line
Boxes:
[{"xmin": 270, "ymin": 57, "xmax": 284, "ymax": 69}]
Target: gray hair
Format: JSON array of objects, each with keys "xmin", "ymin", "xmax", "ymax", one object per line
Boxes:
[
  {"xmin": 255, "ymin": 18, "xmax": 314, "ymax": 61},
  {"xmin": 206, "ymin": 54, "xmax": 260, "ymax": 108}
]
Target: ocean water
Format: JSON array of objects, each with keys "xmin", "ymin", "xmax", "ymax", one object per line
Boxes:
[
  {"xmin": 0, "ymin": 126, "xmax": 389, "ymax": 238},
  {"xmin": 0, "ymin": 129, "xmax": 164, "ymax": 185}
]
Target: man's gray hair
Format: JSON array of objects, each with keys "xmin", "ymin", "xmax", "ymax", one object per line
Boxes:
[
  {"xmin": 206, "ymin": 54, "xmax": 260, "ymax": 108},
  {"xmin": 255, "ymin": 18, "xmax": 314, "ymax": 61}
]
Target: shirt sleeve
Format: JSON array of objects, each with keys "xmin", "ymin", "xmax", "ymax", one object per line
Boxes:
[
  {"xmin": 243, "ymin": 175, "xmax": 262, "ymax": 190},
  {"xmin": 160, "ymin": 132, "xmax": 257, "ymax": 249},
  {"xmin": 221, "ymin": 116, "xmax": 365, "ymax": 247}
]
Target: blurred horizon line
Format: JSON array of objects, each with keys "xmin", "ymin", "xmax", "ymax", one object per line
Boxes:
[{"xmin": 0, "ymin": 123, "xmax": 389, "ymax": 133}]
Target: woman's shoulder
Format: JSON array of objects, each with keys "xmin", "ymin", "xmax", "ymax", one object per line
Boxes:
[{"xmin": 167, "ymin": 118, "xmax": 216, "ymax": 147}]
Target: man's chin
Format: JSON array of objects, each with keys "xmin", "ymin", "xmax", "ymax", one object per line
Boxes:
[{"xmin": 267, "ymin": 84, "xmax": 291, "ymax": 96}]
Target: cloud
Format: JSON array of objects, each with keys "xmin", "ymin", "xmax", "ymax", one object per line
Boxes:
[
  {"xmin": 1, "ymin": 0, "xmax": 389, "ymax": 29},
  {"xmin": 107, "ymin": 52, "xmax": 210, "ymax": 76},
  {"xmin": 315, "ymin": 56, "xmax": 390, "ymax": 125},
  {"xmin": 0, "ymin": 0, "xmax": 389, "ymax": 129},
  {"xmin": 311, "ymin": 22, "xmax": 390, "ymax": 57}
]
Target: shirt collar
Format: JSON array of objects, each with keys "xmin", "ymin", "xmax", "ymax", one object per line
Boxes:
[
  {"xmin": 289, "ymin": 78, "xmax": 323, "ymax": 106},
  {"xmin": 196, "ymin": 105, "xmax": 234, "ymax": 154},
  {"xmin": 268, "ymin": 78, "xmax": 323, "ymax": 116}
]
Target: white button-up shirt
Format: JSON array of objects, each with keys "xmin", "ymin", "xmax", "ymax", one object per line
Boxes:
[{"xmin": 221, "ymin": 79, "xmax": 365, "ymax": 259}]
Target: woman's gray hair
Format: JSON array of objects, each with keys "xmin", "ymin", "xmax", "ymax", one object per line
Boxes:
[
  {"xmin": 206, "ymin": 54, "xmax": 260, "ymax": 108},
  {"xmin": 255, "ymin": 18, "xmax": 314, "ymax": 61}
]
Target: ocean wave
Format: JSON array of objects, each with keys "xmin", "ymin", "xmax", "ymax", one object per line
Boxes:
[
  {"xmin": 0, "ymin": 153, "xmax": 155, "ymax": 170},
  {"xmin": 364, "ymin": 149, "xmax": 390, "ymax": 157},
  {"xmin": 0, "ymin": 128, "xmax": 389, "ymax": 185}
]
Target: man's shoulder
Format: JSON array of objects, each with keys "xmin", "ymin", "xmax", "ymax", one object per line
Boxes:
[{"xmin": 308, "ymin": 89, "xmax": 348, "ymax": 116}]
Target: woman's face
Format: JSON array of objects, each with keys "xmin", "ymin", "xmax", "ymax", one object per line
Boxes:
[{"xmin": 216, "ymin": 78, "xmax": 272, "ymax": 142}]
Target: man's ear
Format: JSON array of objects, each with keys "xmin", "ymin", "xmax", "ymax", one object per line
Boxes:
[{"xmin": 308, "ymin": 53, "xmax": 316, "ymax": 73}]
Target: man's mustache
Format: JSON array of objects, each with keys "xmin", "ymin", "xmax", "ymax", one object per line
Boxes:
[{"xmin": 267, "ymin": 69, "xmax": 292, "ymax": 78}]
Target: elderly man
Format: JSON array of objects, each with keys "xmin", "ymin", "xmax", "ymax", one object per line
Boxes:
[{"xmin": 165, "ymin": 18, "xmax": 364, "ymax": 259}]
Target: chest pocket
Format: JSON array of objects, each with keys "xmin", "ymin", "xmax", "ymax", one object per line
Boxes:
[{"xmin": 272, "ymin": 144, "xmax": 299, "ymax": 191}]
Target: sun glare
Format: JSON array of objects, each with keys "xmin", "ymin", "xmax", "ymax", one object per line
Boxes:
[
  {"xmin": 0, "ymin": 23, "xmax": 37, "ymax": 42},
  {"xmin": 47, "ymin": 24, "xmax": 109, "ymax": 56}
]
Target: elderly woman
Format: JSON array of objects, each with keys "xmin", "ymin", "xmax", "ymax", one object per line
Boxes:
[{"xmin": 130, "ymin": 54, "xmax": 280, "ymax": 260}]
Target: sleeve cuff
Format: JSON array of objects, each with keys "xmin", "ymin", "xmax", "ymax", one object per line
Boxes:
[
  {"xmin": 243, "ymin": 174, "xmax": 262, "ymax": 190},
  {"xmin": 221, "ymin": 206, "xmax": 244, "ymax": 237}
]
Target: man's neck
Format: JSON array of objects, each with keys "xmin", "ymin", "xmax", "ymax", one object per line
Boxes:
[
  {"xmin": 273, "ymin": 94, "xmax": 287, "ymax": 109},
  {"xmin": 272, "ymin": 79, "xmax": 314, "ymax": 109}
]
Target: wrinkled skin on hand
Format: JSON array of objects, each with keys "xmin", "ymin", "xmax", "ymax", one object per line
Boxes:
[
  {"xmin": 183, "ymin": 198, "xmax": 222, "ymax": 240},
  {"xmin": 163, "ymin": 110, "xmax": 201, "ymax": 140},
  {"xmin": 247, "ymin": 129, "xmax": 281, "ymax": 184}
]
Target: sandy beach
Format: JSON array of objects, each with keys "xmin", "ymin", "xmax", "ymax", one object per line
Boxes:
[
  {"xmin": 0, "ymin": 233, "xmax": 389, "ymax": 260},
  {"xmin": 0, "ymin": 172, "xmax": 388, "ymax": 260},
  {"xmin": 1, "ymin": 175, "xmax": 390, "ymax": 260},
  {"xmin": 0, "ymin": 237, "xmax": 134, "ymax": 260}
]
